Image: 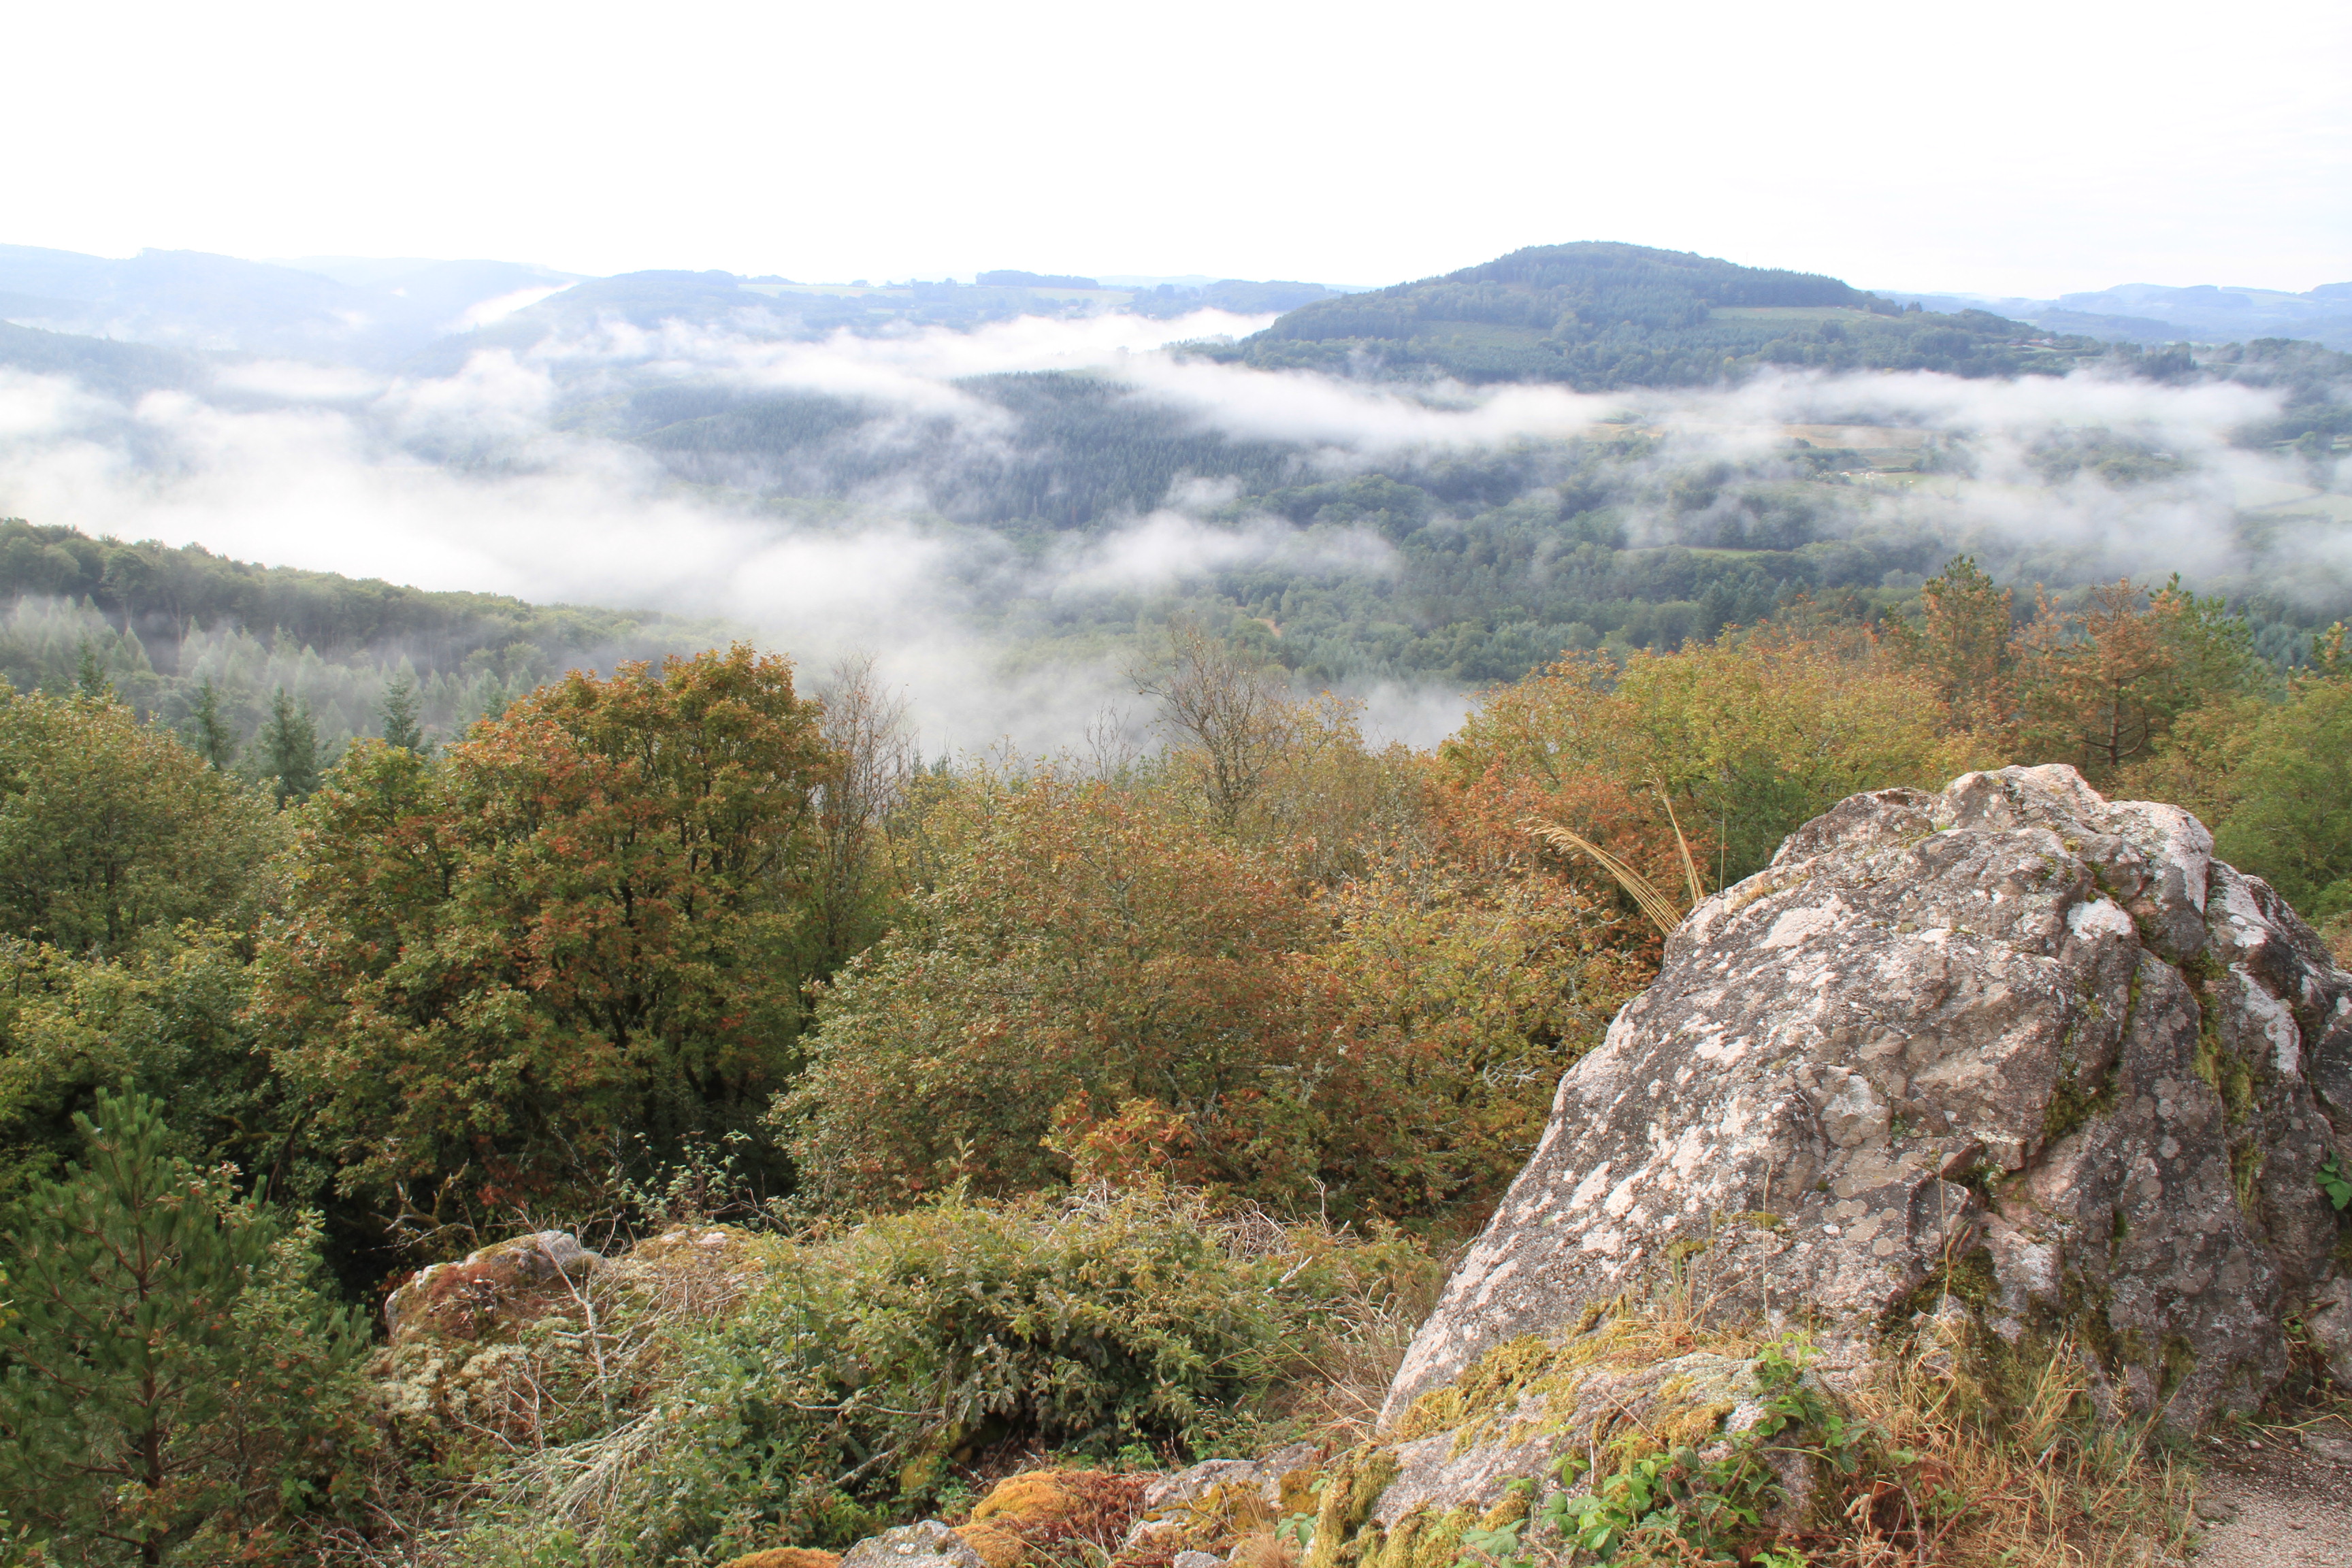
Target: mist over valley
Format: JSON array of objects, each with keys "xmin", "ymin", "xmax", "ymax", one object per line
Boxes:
[{"xmin": 1, "ymin": 240, "xmax": 2347, "ymax": 758}]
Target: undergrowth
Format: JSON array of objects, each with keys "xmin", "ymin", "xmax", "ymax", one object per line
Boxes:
[{"xmin": 323, "ymin": 1186, "xmax": 1435, "ymax": 1568}]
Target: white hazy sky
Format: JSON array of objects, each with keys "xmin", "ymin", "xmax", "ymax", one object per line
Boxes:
[{"xmin": 5, "ymin": 0, "xmax": 2348, "ymax": 298}]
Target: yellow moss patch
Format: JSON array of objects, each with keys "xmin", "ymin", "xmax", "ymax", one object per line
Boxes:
[
  {"xmin": 1365, "ymin": 1505, "xmax": 1473, "ymax": 1568},
  {"xmin": 1305, "ymin": 1448, "xmax": 1401, "ymax": 1568},
  {"xmin": 958, "ymin": 1470, "xmax": 1149, "ymax": 1568},
  {"xmin": 719, "ymin": 1552, "xmax": 842, "ymax": 1568},
  {"xmin": 1659, "ymin": 1397, "xmax": 1737, "ymax": 1450}
]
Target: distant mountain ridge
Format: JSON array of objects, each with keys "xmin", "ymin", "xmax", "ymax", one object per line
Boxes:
[
  {"xmin": 0, "ymin": 244, "xmax": 574, "ymax": 365},
  {"xmin": 0, "ymin": 245, "xmax": 1351, "ymax": 378},
  {"xmin": 1885, "ymin": 280, "xmax": 2352, "ymax": 350}
]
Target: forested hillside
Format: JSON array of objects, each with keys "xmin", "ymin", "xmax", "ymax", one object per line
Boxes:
[
  {"xmin": 1192, "ymin": 242, "xmax": 2107, "ymax": 385},
  {"xmin": 0, "ymin": 519, "xmax": 727, "ymax": 762}
]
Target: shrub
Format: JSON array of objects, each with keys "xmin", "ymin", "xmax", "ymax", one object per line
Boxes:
[
  {"xmin": 780, "ymin": 777, "xmax": 1352, "ymax": 1212},
  {"xmin": 459, "ymin": 1188, "xmax": 1433, "ymax": 1565}
]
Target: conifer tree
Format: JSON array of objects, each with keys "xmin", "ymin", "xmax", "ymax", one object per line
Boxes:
[
  {"xmin": 0, "ymin": 1090, "xmax": 369, "ymax": 1563},
  {"xmin": 256, "ymin": 688, "xmax": 319, "ymax": 804},
  {"xmin": 185, "ymin": 678, "xmax": 237, "ymax": 770},
  {"xmin": 378, "ymin": 672, "xmax": 427, "ymax": 754},
  {"xmin": 73, "ymin": 641, "xmax": 115, "ymax": 704}
]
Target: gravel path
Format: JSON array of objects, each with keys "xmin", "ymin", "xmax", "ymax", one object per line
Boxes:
[{"xmin": 2189, "ymin": 1422, "xmax": 2352, "ymax": 1568}]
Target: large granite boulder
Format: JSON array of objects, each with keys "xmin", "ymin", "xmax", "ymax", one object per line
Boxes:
[{"xmin": 1384, "ymin": 766, "xmax": 2352, "ymax": 1431}]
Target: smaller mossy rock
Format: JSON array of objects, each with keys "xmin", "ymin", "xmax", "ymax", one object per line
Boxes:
[
  {"xmin": 373, "ymin": 1225, "xmax": 771, "ymax": 1456},
  {"xmin": 1303, "ymin": 1331, "xmax": 1843, "ymax": 1568},
  {"xmin": 721, "ymin": 1552, "xmax": 845, "ymax": 1568},
  {"xmin": 840, "ymin": 1522, "xmax": 986, "ymax": 1568},
  {"xmin": 385, "ymin": 1230, "xmax": 598, "ymax": 1345},
  {"xmin": 1122, "ymin": 1443, "xmax": 1323, "ymax": 1554},
  {"xmin": 956, "ymin": 1470, "xmax": 1149, "ymax": 1568},
  {"xmin": 372, "ymin": 1339, "xmax": 546, "ymax": 1446},
  {"xmin": 607, "ymin": 1223, "xmax": 770, "ymax": 1321}
]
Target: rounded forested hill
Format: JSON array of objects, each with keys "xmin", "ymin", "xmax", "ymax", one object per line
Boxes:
[{"xmin": 1196, "ymin": 241, "xmax": 2102, "ymax": 387}]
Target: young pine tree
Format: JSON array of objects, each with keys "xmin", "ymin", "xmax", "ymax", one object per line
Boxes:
[
  {"xmin": 0, "ymin": 1090, "xmax": 370, "ymax": 1564},
  {"xmin": 184, "ymin": 678, "xmax": 237, "ymax": 770},
  {"xmin": 73, "ymin": 641, "xmax": 116, "ymax": 704},
  {"xmin": 377, "ymin": 672, "xmax": 427, "ymax": 754},
  {"xmin": 256, "ymin": 688, "xmax": 319, "ymax": 804}
]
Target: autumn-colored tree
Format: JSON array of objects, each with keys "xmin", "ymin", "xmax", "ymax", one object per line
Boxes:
[
  {"xmin": 0, "ymin": 691, "xmax": 282, "ymax": 957},
  {"xmin": 253, "ymin": 645, "xmax": 830, "ymax": 1239},
  {"xmin": 2014, "ymin": 577, "xmax": 2255, "ymax": 783},
  {"xmin": 781, "ymin": 773, "xmax": 1351, "ymax": 1211},
  {"xmin": 1446, "ymin": 624, "xmax": 1976, "ymax": 898},
  {"xmin": 1883, "ymin": 555, "xmax": 2016, "ymax": 736}
]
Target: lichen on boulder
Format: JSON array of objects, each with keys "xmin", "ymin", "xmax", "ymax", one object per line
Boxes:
[{"xmin": 1382, "ymin": 766, "xmax": 2352, "ymax": 1432}]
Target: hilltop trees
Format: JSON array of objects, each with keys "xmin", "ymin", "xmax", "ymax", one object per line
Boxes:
[
  {"xmin": 255, "ymin": 644, "xmax": 831, "ymax": 1238},
  {"xmin": 1882, "ymin": 554, "xmax": 2016, "ymax": 734},
  {"xmin": 1445, "ymin": 621, "xmax": 1973, "ymax": 892}
]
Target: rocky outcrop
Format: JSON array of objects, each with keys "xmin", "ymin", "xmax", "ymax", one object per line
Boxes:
[
  {"xmin": 1120, "ymin": 1443, "xmax": 1322, "ymax": 1554},
  {"xmin": 1386, "ymin": 766, "xmax": 2352, "ymax": 1431}
]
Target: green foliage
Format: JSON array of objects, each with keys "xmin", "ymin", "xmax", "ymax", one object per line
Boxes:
[
  {"xmin": 0, "ymin": 932, "xmax": 286, "ymax": 1211},
  {"xmin": 377, "ymin": 672, "xmax": 427, "ymax": 753},
  {"xmin": 0, "ymin": 691, "xmax": 281, "ymax": 956},
  {"xmin": 520, "ymin": 1189, "xmax": 1431, "ymax": 1562},
  {"xmin": 0, "ymin": 1090, "xmax": 372, "ymax": 1564},
  {"xmin": 2321, "ymin": 1153, "xmax": 2352, "ymax": 1213},
  {"xmin": 255, "ymin": 687, "xmax": 320, "ymax": 803},
  {"xmin": 2210, "ymin": 655, "xmax": 2352, "ymax": 918},
  {"xmin": 182, "ymin": 679, "xmax": 235, "ymax": 770}
]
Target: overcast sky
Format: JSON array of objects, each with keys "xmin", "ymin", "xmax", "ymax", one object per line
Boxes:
[{"xmin": 7, "ymin": 0, "xmax": 2347, "ymax": 297}]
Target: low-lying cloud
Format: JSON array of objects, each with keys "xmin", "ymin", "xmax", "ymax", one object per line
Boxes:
[{"xmin": 0, "ymin": 301, "xmax": 2343, "ymax": 753}]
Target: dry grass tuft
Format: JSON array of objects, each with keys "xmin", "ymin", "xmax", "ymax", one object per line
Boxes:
[{"xmin": 1825, "ymin": 1339, "xmax": 2195, "ymax": 1568}]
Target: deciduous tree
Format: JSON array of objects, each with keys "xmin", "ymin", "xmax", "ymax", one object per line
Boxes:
[{"xmin": 255, "ymin": 644, "xmax": 830, "ymax": 1239}]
